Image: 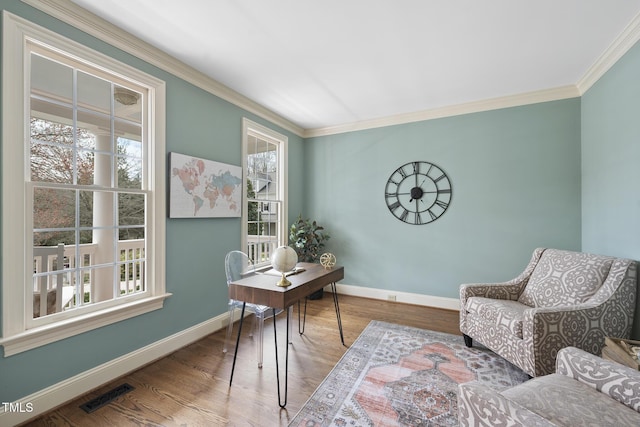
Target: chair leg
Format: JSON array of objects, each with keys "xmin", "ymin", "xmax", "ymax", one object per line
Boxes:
[
  {"xmin": 463, "ymin": 334, "xmax": 473, "ymax": 348},
  {"xmin": 249, "ymin": 313, "xmax": 257, "ymax": 338},
  {"xmin": 223, "ymin": 305, "xmax": 236, "ymax": 353},
  {"xmin": 256, "ymin": 311, "xmax": 265, "ymax": 368}
]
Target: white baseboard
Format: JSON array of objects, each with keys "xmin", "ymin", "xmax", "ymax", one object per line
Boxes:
[
  {"xmin": 328, "ymin": 283, "xmax": 460, "ymax": 311},
  {"xmin": 1, "ymin": 286, "xmax": 458, "ymax": 425}
]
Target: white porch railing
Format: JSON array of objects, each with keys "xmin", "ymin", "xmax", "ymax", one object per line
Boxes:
[
  {"xmin": 32, "ymin": 239, "xmax": 145, "ymax": 317},
  {"xmin": 118, "ymin": 239, "xmax": 145, "ymax": 295},
  {"xmin": 246, "ymin": 235, "xmax": 278, "ymax": 265}
]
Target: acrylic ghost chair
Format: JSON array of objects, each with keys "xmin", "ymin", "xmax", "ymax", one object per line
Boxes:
[{"xmin": 223, "ymin": 250, "xmax": 283, "ymax": 368}]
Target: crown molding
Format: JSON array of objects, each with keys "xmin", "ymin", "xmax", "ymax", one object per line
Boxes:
[
  {"xmin": 304, "ymin": 85, "xmax": 580, "ymax": 138},
  {"xmin": 21, "ymin": 0, "xmax": 305, "ymax": 137},
  {"xmin": 577, "ymin": 11, "xmax": 640, "ymax": 94}
]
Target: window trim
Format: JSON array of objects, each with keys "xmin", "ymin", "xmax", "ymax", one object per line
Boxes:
[
  {"xmin": 1, "ymin": 12, "xmax": 169, "ymax": 357},
  {"xmin": 241, "ymin": 118, "xmax": 288, "ymax": 267}
]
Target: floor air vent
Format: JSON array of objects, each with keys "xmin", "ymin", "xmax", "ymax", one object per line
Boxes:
[{"xmin": 79, "ymin": 383, "xmax": 135, "ymax": 413}]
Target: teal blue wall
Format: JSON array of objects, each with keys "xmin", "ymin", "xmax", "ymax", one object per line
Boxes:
[
  {"xmin": 305, "ymin": 100, "xmax": 582, "ymax": 296},
  {"xmin": 0, "ymin": 2, "xmax": 304, "ymax": 402},
  {"xmin": 581, "ymin": 41, "xmax": 640, "ymax": 336}
]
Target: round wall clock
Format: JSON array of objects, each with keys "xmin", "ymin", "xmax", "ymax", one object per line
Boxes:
[{"xmin": 384, "ymin": 161, "xmax": 452, "ymax": 225}]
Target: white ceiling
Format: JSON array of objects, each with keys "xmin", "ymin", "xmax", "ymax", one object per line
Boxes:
[{"xmin": 69, "ymin": 0, "xmax": 640, "ymax": 132}]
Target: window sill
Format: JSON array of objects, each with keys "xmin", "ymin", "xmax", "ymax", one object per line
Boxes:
[{"xmin": 0, "ymin": 293, "xmax": 172, "ymax": 357}]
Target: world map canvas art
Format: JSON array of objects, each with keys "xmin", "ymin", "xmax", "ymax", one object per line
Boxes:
[{"xmin": 169, "ymin": 152, "xmax": 242, "ymax": 218}]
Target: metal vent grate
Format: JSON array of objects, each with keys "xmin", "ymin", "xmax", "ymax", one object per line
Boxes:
[{"xmin": 79, "ymin": 383, "xmax": 135, "ymax": 413}]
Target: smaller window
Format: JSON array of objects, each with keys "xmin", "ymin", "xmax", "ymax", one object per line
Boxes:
[{"xmin": 242, "ymin": 119, "xmax": 288, "ymax": 267}]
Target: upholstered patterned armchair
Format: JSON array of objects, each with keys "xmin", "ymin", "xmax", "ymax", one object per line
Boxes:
[{"xmin": 459, "ymin": 248, "xmax": 637, "ymax": 377}]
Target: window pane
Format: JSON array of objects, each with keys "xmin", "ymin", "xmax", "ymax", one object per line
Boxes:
[
  {"xmin": 91, "ymin": 265, "xmax": 115, "ymax": 303},
  {"xmin": 90, "ymin": 151, "xmax": 115, "ymax": 187},
  {"xmin": 33, "ymin": 187, "xmax": 75, "ymax": 230},
  {"xmin": 117, "ymin": 156, "xmax": 142, "ymax": 189},
  {"xmin": 78, "ymin": 190, "xmax": 94, "ymax": 228},
  {"xmin": 30, "ymin": 144, "xmax": 75, "ymax": 184},
  {"xmin": 30, "ymin": 103, "xmax": 74, "ymax": 145},
  {"xmin": 120, "ymin": 259, "xmax": 145, "ymax": 295},
  {"xmin": 79, "ymin": 230, "xmax": 93, "ymax": 246},
  {"xmin": 76, "ymin": 150, "xmax": 95, "ymax": 186},
  {"xmin": 116, "ymin": 134, "xmax": 143, "ymax": 190},
  {"xmin": 114, "ymin": 85, "xmax": 142, "ymax": 121},
  {"xmin": 247, "ymin": 138, "xmax": 277, "ymax": 193},
  {"xmin": 118, "ymin": 235, "xmax": 145, "ymax": 295},
  {"xmin": 30, "ymin": 113, "xmax": 76, "ymax": 184},
  {"xmin": 31, "ymin": 54, "xmax": 72, "ymax": 102},
  {"xmin": 70, "ymin": 265, "xmax": 94, "ymax": 307},
  {"xmin": 80, "ymin": 189, "xmax": 115, "ymax": 229},
  {"xmin": 77, "ymin": 111, "xmax": 110, "ymax": 148},
  {"xmin": 247, "ymin": 200, "xmax": 260, "ymax": 235},
  {"xmin": 118, "ymin": 193, "xmax": 145, "ymax": 227},
  {"xmin": 77, "ymin": 71, "xmax": 111, "ymax": 113}
]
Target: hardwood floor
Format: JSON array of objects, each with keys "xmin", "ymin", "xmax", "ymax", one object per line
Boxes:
[{"xmin": 23, "ymin": 294, "xmax": 460, "ymax": 426}]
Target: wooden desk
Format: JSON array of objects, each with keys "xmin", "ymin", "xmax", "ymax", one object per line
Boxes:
[
  {"xmin": 229, "ymin": 262, "xmax": 344, "ymax": 308},
  {"xmin": 228, "ymin": 262, "xmax": 345, "ymax": 407}
]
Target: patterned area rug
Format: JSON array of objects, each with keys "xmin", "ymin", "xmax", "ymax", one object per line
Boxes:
[{"xmin": 289, "ymin": 320, "xmax": 529, "ymax": 426}]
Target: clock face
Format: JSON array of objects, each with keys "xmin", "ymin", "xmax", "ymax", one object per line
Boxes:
[{"xmin": 385, "ymin": 161, "xmax": 452, "ymax": 225}]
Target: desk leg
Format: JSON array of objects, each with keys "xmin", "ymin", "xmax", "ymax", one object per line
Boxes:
[
  {"xmin": 273, "ymin": 307, "xmax": 290, "ymax": 408},
  {"xmin": 229, "ymin": 302, "xmax": 246, "ymax": 387},
  {"xmin": 330, "ymin": 282, "xmax": 346, "ymax": 346},
  {"xmin": 298, "ymin": 298, "xmax": 308, "ymax": 335},
  {"xmin": 288, "ymin": 306, "xmax": 293, "ymax": 344}
]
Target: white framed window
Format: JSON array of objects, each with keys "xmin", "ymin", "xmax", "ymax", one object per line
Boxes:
[
  {"xmin": 1, "ymin": 13, "xmax": 169, "ymax": 356},
  {"xmin": 242, "ymin": 118, "xmax": 288, "ymax": 267}
]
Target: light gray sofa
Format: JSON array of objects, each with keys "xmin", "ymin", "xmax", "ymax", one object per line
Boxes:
[
  {"xmin": 460, "ymin": 248, "xmax": 637, "ymax": 377},
  {"xmin": 458, "ymin": 346, "xmax": 640, "ymax": 426}
]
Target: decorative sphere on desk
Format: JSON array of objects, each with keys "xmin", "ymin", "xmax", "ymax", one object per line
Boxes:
[
  {"xmin": 320, "ymin": 252, "xmax": 336, "ymax": 269},
  {"xmin": 271, "ymin": 246, "xmax": 298, "ymax": 287}
]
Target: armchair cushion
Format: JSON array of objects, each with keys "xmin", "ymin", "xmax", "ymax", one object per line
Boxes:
[
  {"xmin": 518, "ymin": 249, "xmax": 614, "ymax": 307},
  {"xmin": 464, "ymin": 297, "xmax": 529, "ymax": 338},
  {"xmin": 500, "ymin": 370, "xmax": 639, "ymax": 426}
]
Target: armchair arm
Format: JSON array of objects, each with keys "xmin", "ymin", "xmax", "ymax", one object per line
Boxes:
[
  {"xmin": 458, "ymin": 382, "xmax": 555, "ymax": 427},
  {"xmin": 460, "ymin": 281, "xmax": 525, "ymax": 302},
  {"xmin": 523, "ymin": 299, "xmax": 634, "ymax": 376},
  {"xmin": 556, "ymin": 346, "xmax": 640, "ymax": 413}
]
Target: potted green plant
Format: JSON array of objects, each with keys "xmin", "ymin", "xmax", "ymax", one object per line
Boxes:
[{"xmin": 289, "ymin": 215, "xmax": 330, "ymax": 299}]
